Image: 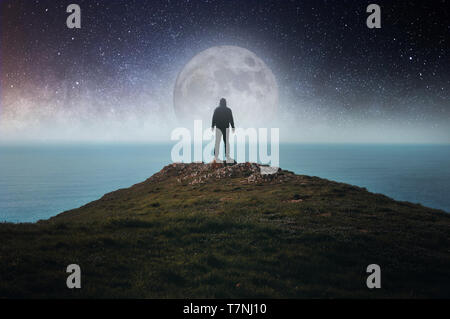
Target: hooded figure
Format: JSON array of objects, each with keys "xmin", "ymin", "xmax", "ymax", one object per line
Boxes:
[{"xmin": 211, "ymin": 98, "xmax": 235, "ymax": 162}]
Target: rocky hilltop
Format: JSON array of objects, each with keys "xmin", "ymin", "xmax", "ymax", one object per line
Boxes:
[
  {"xmin": 1, "ymin": 163, "xmax": 450, "ymax": 298},
  {"xmin": 149, "ymin": 162, "xmax": 294, "ymax": 185}
]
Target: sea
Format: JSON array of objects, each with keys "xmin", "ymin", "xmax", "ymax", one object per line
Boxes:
[{"xmin": 1, "ymin": 143, "xmax": 449, "ymax": 222}]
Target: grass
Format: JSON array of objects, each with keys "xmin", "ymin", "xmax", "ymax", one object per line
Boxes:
[{"xmin": 0, "ymin": 163, "xmax": 449, "ymax": 298}]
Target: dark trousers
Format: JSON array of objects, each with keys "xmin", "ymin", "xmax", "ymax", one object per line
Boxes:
[{"xmin": 214, "ymin": 127, "xmax": 230, "ymax": 160}]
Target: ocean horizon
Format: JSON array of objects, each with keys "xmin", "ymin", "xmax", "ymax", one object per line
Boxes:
[{"xmin": 1, "ymin": 143, "xmax": 449, "ymax": 222}]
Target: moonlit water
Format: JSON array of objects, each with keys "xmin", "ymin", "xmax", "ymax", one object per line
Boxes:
[{"xmin": 1, "ymin": 143, "xmax": 449, "ymax": 222}]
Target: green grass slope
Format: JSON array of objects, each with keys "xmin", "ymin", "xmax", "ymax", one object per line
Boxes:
[{"xmin": 1, "ymin": 163, "xmax": 449, "ymax": 298}]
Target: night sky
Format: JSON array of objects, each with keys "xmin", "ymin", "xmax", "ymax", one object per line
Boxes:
[{"xmin": 1, "ymin": 0, "xmax": 449, "ymax": 142}]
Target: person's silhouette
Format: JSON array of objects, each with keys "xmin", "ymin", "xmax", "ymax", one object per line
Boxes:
[{"xmin": 211, "ymin": 98, "xmax": 235, "ymax": 163}]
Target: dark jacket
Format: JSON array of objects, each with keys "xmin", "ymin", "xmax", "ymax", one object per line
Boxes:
[{"xmin": 211, "ymin": 106, "xmax": 235, "ymax": 130}]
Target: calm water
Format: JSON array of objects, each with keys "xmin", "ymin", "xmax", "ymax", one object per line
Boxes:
[{"xmin": 1, "ymin": 144, "xmax": 449, "ymax": 222}]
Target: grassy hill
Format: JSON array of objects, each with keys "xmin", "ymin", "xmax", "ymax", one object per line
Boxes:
[{"xmin": 1, "ymin": 162, "xmax": 449, "ymax": 298}]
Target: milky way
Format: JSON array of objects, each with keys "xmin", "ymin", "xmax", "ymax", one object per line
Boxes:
[{"xmin": 1, "ymin": 0, "xmax": 449, "ymax": 142}]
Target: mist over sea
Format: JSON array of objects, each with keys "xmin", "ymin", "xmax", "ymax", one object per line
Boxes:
[{"xmin": 1, "ymin": 143, "xmax": 449, "ymax": 222}]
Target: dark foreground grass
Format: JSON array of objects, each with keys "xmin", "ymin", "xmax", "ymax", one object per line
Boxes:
[{"xmin": 1, "ymin": 164, "xmax": 449, "ymax": 298}]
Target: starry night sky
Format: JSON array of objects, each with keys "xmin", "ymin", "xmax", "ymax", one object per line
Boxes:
[{"xmin": 1, "ymin": 0, "xmax": 449, "ymax": 142}]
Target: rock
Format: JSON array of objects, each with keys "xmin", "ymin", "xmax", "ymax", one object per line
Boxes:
[{"xmin": 155, "ymin": 162, "xmax": 295, "ymax": 185}]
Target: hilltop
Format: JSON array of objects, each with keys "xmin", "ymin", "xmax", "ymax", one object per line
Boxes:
[{"xmin": 1, "ymin": 162, "xmax": 450, "ymax": 298}]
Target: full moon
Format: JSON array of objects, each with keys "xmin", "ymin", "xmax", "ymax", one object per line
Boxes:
[{"xmin": 173, "ymin": 46, "xmax": 278, "ymax": 126}]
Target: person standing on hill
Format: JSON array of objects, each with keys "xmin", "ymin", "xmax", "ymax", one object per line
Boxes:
[{"xmin": 211, "ymin": 98, "xmax": 235, "ymax": 163}]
